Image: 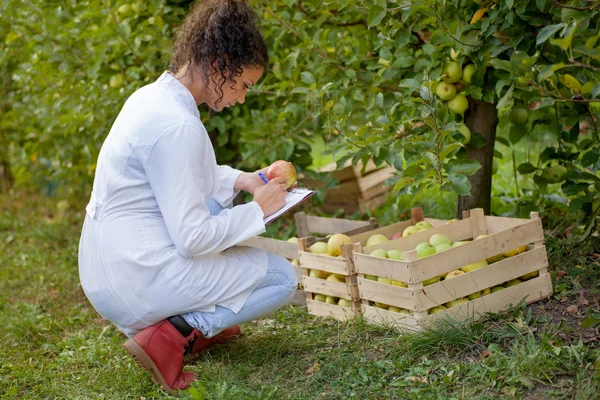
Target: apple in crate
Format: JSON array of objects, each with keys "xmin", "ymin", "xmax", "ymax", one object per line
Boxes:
[
  {"xmin": 388, "ymin": 306, "xmax": 410, "ymax": 315},
  {"xmin": 391, "ymin": 232, "xmax": 402, "ymax": 239},
  {"xmin": 327, "ymin": 233, "xmax": 352, "ymax": 256},
  {"xmin": 266, "ymin": 160, "xmax": 297, "ymax": 188},
  {"xmin": 366, "ymin": 234, "xmax": 389, "ymax": 247},
  {"xmin": 416, "ymin": 242, "xmax": 436, "ymax": 258},
  {"xmin": 428, "ymin": 306, "xmax": 446, "ymax": 315},
  {"xmin": 415, "ymin": 221, "xmax": 433, "ymax": 230},
  {"xmin": 378, "ymin": 277, "xmax": 393, "ymax": 285},
  {"xmin": 387, "ymin": 250, "xmax": 403, "ymax": 260},
  {"xmin": 392, "ymin": 280, "xmax": 407, "ymax": 287},
  {"xmin": 325, "ymin": 296, "xmax": 339, "ymax": 305},
  {"xmin": 503, "ymin": 245, "xmax": 528, "ymax": 257},
  {"xmin": 309, "ymin": 269, "xmax": 320, "ymax": 278},
  {"xmin": 452, "ymin": 241, "xmax": 470, "ymax": 247},
  {"xmin": 435, "ymin": 243, "xmax": 452, "ymax": 253},
  {"xmin": 429, "ymin": 234, "xmax": 451, "ymax": 247},
  {"xmin": 370, "ymin": 249, "xmax": 388, "ymax": 258},
  {"xmin": 365, "ymin": 275, "xmax": 378, "ymax": 281},
  {"xmin": 309, "ymin": 242, "xmax": 328, "ymax": 254},
  {"xmin": 457, "ymin": 297, "xmax": 470, "ymax": 305},
  {"xmin": 287, "ymin": 237, "xmax": 299, "ymax": 244},
  {"xmin": 373, "ymin": 302, "xmax": 389, "ymax": 309},
  {"xmin": 402, "ymin": 225, "xmax": 420, "ymax": 236},
  {"xmin": 505, "ymin": 279, "xmax": 522, "ymax": 287},
  {"xmin": 326, "ymin": 274, "xmax": 345, "ymax": 283},
  {"xmin": 520, "ymin": 270, "xmax": 539, "ymax": 280},
  {"xmin": 338, "ymin": 298, "xmax": 352, "ymax": 307},
  {"xmin": 314, "ymin": 294, "xmax": 327, "ymax": 302},
  {"xmin": 490, "ymin": 285, "xmax": 504, "ymax": 293},
  {"xmin": 445, "ymin": 270, "xmax": 465, "ymax": 280},
  {"xmin": 461, "ymin": 259, "xmax": 488, "ymax": 273}
]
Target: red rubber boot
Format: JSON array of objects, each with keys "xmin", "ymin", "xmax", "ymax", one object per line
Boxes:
[
  {"xmin": 191, "ymin": 325, "xmax": 242, "ymax": 354},
  {"xmin": 123, "ymin": 320, "xmax": 199, "ymax": 395}
]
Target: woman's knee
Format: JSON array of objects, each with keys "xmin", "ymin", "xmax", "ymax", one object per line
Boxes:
[{"xmin": 266, "ymin": 253, "xmax": 298, "ymax": 290}]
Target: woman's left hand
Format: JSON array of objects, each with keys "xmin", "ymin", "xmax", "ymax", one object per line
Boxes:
[{"xmin": 236, "ymin": 167, "xmax": 269, "ymax": 195}]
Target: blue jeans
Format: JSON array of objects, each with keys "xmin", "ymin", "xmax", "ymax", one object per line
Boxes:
[{"xmin": 182, "ymin": 198, "xmax": 298, "ymax": 338}]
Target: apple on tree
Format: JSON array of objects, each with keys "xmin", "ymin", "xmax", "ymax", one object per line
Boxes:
[
  {"xmin": 447, "ymin": 93, "xmax": 469, "ymax": 115},
  {"xmin": 442, "ymin": 61, "xmax": 462, "ymax": 83},
  {"xmin": 435, "ymin": 81, "xmax": 457, "ymax": 101}
]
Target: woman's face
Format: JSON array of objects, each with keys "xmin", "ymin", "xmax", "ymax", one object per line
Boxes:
[{"xmin": 207, "ymin": 66, "xmax": 264, "ymax": 112}]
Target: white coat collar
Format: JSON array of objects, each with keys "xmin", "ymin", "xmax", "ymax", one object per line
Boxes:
[{"xmin": 157, "ymin": 71, "xmax": 200, "ymax": 118}]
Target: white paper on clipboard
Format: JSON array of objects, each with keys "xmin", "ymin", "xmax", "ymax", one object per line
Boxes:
[{"xmin": 263, "ymin": 188, "xmax": 315, "ymax": 224}]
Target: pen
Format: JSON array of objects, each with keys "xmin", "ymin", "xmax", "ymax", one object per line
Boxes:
[{"xmin": 258, "ymin": 172, "xmax": 269, "ymax": 184}]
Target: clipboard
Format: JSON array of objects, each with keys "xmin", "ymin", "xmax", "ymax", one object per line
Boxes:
[{"xmin": 264, "ymin": 187, "xmax": 315, "ymax": 224}]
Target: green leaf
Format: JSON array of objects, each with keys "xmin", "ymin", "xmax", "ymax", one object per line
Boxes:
[
  {"xmin": 440, "ymin": 143, "xmax": 462, "ymax": 161},
  {"xmin": 581, "ymin": 150, "xmax": 599, "ymax": 167},
  {"xmin": 376, "ymin": 92, "xmax": 384, "ymax": 108},
  {"xmin": 375, "ymin": 115, "xmax": 390, "ymax": 125},
  {"xmin": 301, "ymin": 71, "xmax": 315, "ymax": 85},
  {"xmin": 581, "ymin": 315, "xmax": 600, "ymax": 329},
  {"xmin": 420, "ymin": 86, "xmax": 431, "ymax": 101},
  {"xmin": 592, "ymin": 83, "xmax": 600, "ymax": 99},
  {"xmin": 399, "ymin": 79, "xmax": 420, "ymax": 90},
  {"xmin": 518, "ymin": 162, "xmax": 537, "ymax": 174},
  {"xmin": 496, "ymin": 136, "xmax": 510, "ymax": 146},
  {"xmin": 448, "ymin": 173, "xmax": 472, "ymax": 195},
  {"xmin": 497, "ymin": 84, "xmax": 514, "ymax": 109},
  {"xmin": 446, "ymin": 159, "xmax": 481, "ymax": 175},
  {"xmin": 368, "ymin": 5, "xmax": 386, "ymax": 28},
  {"xmin": 506, "ymin": 0, "xmax": 514, "ymax": 9},
  {"xmin": 536, "ymin": 23, "xmax": 566, "ymax": 46},
  {"xmin": 536, "ymin": 0, "xmax": 547, "ymax": 12},
  {"xmin": 490, "ymin": 59, "xmax": 514, "ymax": 72},
  {"xmin": 324, "ymin": 100, "xmax": 334, "ymax": 112}
]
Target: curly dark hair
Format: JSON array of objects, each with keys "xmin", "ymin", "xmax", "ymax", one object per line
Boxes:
[{"xmin": 170, "ymin": 0, "xmax": 269, "ymax": 106}]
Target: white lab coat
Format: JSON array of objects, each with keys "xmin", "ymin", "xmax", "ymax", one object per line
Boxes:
[{"xmin": 78, "ymin": 72, "xmax": 268, "ymax": 337}]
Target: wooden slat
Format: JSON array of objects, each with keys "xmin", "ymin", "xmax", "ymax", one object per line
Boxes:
[
  {"xmin": 295, "ymin": 212, "xmax": 310, "ymax": 238},
  {"xmin": 326, "ymin": 180, "xmax": 362, "ymax": 198},
  {"xmin": 357, "ymin": 278, "xmax": 416, "ymax": 310},
  {"xmin": 341, "ymin": 221, "xmax": 380, "ymax": 237},
  {"xmin": 356, "ymin": 166, "xmax": 395, "ymax": 193},
  {"xmin": 415, "ymin": 246, "xmax": 549, "ymax": 311},
  {"xmin": 361, "ymin": 305, "xmax": 420, "ymax": 330},
  {"xmin": 424, "ymin": 218, "xmax": 447, "ymax": 227},
  {"xmin": 298, "ymin": 252, "xmax": 350, "ymax": 275},
  {"xmin": 470, "ymin": 208, "xmax": 488, "ymax": 238},
  {"xmin": 485, "ymin": 215, "xmax": 529, "ymax": 234},
  {"xmin": 358, "ymin": 194, "xmax": 389, "ymax": 212},
  {"xmin": 290, "ymin": 290, "xmax": 307, "ymax": 306},
  {"xmin": 238, "ymin": 236, "xmax": 299, "ymax": 259},
  {"xmin": 362, "ymin": 218, "xmax": 473, "ymax": 254},
  {"xmin": 421, "ymin": 273, "xmax": 553, "ymax": 325},
  {"xmin": 302, "ymin": 276, "xmax": 353, "ymax": 299},
  {"xmin": 411, "ymin": 218, "xmax": 544, "ymax": 283},
  {"xmin": 304, "ymin": 215, "xmax": 373, "ymax": 235},
  {"xmin": 352, "ymin": 253, "xmax": 412, "ymax": 282},
  {"xmin": 293, "ymin": 265, "xmax": 303, "ymax": 284},
  {"xmin": 307, "ymin": 299, "xmax": 359, "ymax": 321}
]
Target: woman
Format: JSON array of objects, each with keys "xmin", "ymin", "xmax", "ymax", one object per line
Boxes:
[{"xmin": 78, "ymin": 0, "xmax": 297, "ymax": 394}]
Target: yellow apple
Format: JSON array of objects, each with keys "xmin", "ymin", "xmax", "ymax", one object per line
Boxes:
[
  {"xmin": 392, "ymin": 280, "xmax": 408, "ymax": 288},
  {"xmin": 378, "ymin": 276, "xmax": 393, "ymax": 285},
  {"xmin": 309, "ymin": 242, "xmax": 328, "ymax": 254},
  {"xmin": 388, "ymin": 306, "xmax": 410, "ymax": 315},
  {"xmin": 327, "ymin": 233, "xmax": 353, "ymax": 256},
  {"xmin": 467, "ymin": 291, "xmax": 482, "ymax": 300},
  {"xmin": 436, "ymin": 81, "xmax": 457, "ymax": 101},
  {"xmin": 373, "ymin": 302, "xmax": 389, "ymax": 309},
  {"xmin": 461, "ymin": 259, "xmax": 488, "ymax": 273},
  {"xmin": 325, "ymin": 296, "xmax": 339, "ymax": 305},
  {"xmin": 313, "ymin": 294, "xmax": 327, "ymax": 302},
  {"xmin": 445, "ymin": 270, "xmax": 465, "ymax": 280},
  {"xmin": 429, "ymin": 233, "xmax": 452, "ymax": 247},
  {"xmin": 309, "ymin": 269, "xmax": 320, "ymax": 279},
  {"xmin": 502, "ymin": 245, "xmax": 528, "ymax": 258},
  {"xmin": 291, "ymin": 259, "xmax": 300, "ymax": 266},
  {"xmin": 486, "ymin": 254, "xmax": 504, "ymax": 264},
  {"xmin": 338, "ymin": 298, "xmax": 351, "ymax": 307},
  {"xmin": 505, "ymin": 279, "xmax": 522, "ymax": 287},
  {"xmin": 520, "ymin": 270, "xmax": 539, "ymax": 280},
  {"xmin": 316, "ymin": 270, "xmax": 331, "ymax": 279},
  {"xmin": 428, "ymin": 306, "xmax": 446, "ymax": 315},
  {"xmin": 444, "ymin": 300, "xmax": 460, "ymax": 308},
  {"xmin": 366, "ymin": 234, "xmax": 389, "ymax": 247},
  {"xmin": 415, "ymin": 221, "xmax": 433, "ymax": 230},
  {"xmin": 423, "ymin": 275, "xmax": 441, "ymax": 286},
  {"xmin": 435, "ymin": 243, "xmax": 452, "ymax": 253},
  {"xmin": 490, "ymin": 285, "xmax": 504, "ymax": 293},
  {"xmin": 365, "ymin": 275, "xmax": 378, "ymax": 281},
  {"xmin": 326, "ymin": 274, "xmax": 345, "ymax": 283},
  {"xmin": 457, "ymin": 297, "xmax": 470, "ymax": 305},
  {"xmin": 387, "ymin": 250, "xmax": 403, "ymax": 260},
  {"xmin": 287, "ymin": 237, "xmax": 299, "ymax": 244},
  {"xmin": 369, "ymin": 249, "xmax": 389, "ymax": 258},
  {"xmin": 402, "ymin": 225, "xmax": 420, "ymax": 236}
]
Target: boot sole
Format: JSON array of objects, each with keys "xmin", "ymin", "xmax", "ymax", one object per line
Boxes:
[{"xmin": 123, "ymin": 339, "xmax": 175, "ymax": 396}]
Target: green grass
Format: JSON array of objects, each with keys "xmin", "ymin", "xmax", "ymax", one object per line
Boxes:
[{"xmin": 1, "ymin": 192, "xmax": 599, "ymax": 399}]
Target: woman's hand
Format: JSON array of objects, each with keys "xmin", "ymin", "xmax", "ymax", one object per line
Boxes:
[
  {"xmin": 253, "ymin": 177, "xmax": 288, "ymax": 217},
  {"xmin": 235, "ymin": 168, "xmax": 268, "ymax": 195}
]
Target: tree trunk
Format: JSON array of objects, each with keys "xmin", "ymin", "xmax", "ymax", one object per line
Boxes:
[{"xmin": 456, "ymin": 98, "xmax": 498, "ymax": 217}]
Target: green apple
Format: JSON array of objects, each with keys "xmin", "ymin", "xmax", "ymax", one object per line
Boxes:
[
  {"xmin": 482, "ymin": 288, "xmax": 491, "ymax": 296},
  {"xmin": 462, "ymin": 64, "xmax": 477, "ymax": 84},
  {"xmin": 415, "ymin": 242, "xmax": 433, "ymax": 253},
  {"xmin": 388, "ymin": 306, "xmax": 411, "ymax": 315},
  {"xmin": 428, "ymin": 306, "xmax": 446, "ymax": 315},
  {"xmin": 502, "ymin": 245, "xmax": 527, "ymax": 257},
  {"xmin": 435, "ymin": 81, "xmax": 457, "ymax": 101},
  {"xmin": 387, "ymin": 250, "xmax": 403, "ymax": 260},
  {"xmin": 392, "ymin": 280, "xmax": 408, "ymax": 287},
  {"xmin": 461, "ymin": 259, "xmax": 488, "ymax": 273},
  {"xmin": 520, "ymin": 270, "xmax": 539, "ymax": 280},
  {"xmin": 369, "ymin": 249, "xmax": 389, "ymax": 258},
  {"xmin": 333, "ymin": 273, "xmax": 345, "ymax": 280},
  {"xmin": 423, "ymin": 275, "xmax": 441, "ymax": 286},
  {"xmin": 457, "ymin": 297, "xmax": 470, "ymax": 305},
  {"xmin": 416, "ymin": 244, "xmax": 436, "ymax": 259},
  {"xmin": 326, "ymin": 274, "xmax": 345, "ymax": 283},
  {"xmin": 402, "ymin": 225, "xmax": 420, "ymax": 236},
  {"xmin": 313, "ymin": 294, "xmax": 327, "ymax": 302},
  {"xmin": 291, "ymin": 259, "xmax": 300, "ymax": 266},
  {"xmin": 373, "ymin": 302, "xmax": 389, "ymax": 309},
  {"xmin": 505, "ymin": 279, "xmax": 522, "ymax": 287},
  {"xmin": 429, "ymin": 233, "xmax": 452, "ymax": 247},
  {"xmin": 365, "ymin": 274, "xmax": 378, "ymax": 281},
  {"xmin": 415, "ymin": 221, "xmax": 433, "ymax": 230},
  {"xmin": 467, "ymin": 291, "xmax": 482, "ymax": 300},
  {"xmin": 309, "ymin": 242, "xmax": 328, "ymax": 254},
  {"xmin": 117, "ymin": 4, "xmax": 133, "ymax": 17},
  {"xmin": 309, "ymin": 269, "xmax": 320, "ymax": 278},
  {"xmin": 327, "ymin": 233, "xmax": 353, "ymax": 256},
  {"xmin": 287, "ymin": 237, "xmax": 299, "ymax": 244},
  {"xmin": 325, "ymin": 296, "xmax": 338, "ymax": 305},
  {"xmin": 378, "ymin": 276, "xmax": 393, "ymax": 285},
  {"xmin": 448, "ymin": 93, "xmax": 469, "ymax": 115},
  {"xmin": 544, "ymin": 165, "xmax": 567, "ymax": 183},
  {"xmin": 509, "ymin": 108, "xmax": 528, "ymax": 126},
  {"xmin": 444, "ymin": 270, "xmax": 465, "ymax": 280},
  {"xmin": 490, "ymin": 285, "xmax": 504, "ymax": 293},
  {"xmin": 486, "ymin": 254, "xmax": 504, "ymax": 264},
  {"xmin": 315, "ymin": 270, "xmax": 331, "ymax": 279},
  {"xmin": 435, "ymin": 243, "xmax": 452, "ymax": 253},
  {"xmin": 457, "ymin": 123, "xmax": 471, "ymax": 145},
  {"xmin": 338, "ymin": 298, "xmax": 352, "ymax": 307},
  {"xmin": 443, "ymin": 61, "xmax": 463, "ymax": 83},
  {"xmin": 444, "ymin": 300, "xmax": 460, "ymax": 308},
  {"xmin": 366, "ymin": 234, "xmax": 389, "ymax": 247}
]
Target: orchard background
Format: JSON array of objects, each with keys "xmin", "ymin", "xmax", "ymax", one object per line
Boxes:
[{"xmin": 1, "ymin": 1, "xmax": 600, "ymax": 398}]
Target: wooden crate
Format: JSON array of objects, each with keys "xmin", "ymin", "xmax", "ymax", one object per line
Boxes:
[
  {"xmin": 237, "ymin": 214, "xmax": 379, "ymax": 306},
  {"xmin": 301, "ymin": 159, "xmax": 396, "ymax": 213},
  {"xmin": 352, "ymin": 209, "xmax": 553, "ymax": 331},
  {"xmin": 297, "ymin": 207, "xmax": 440, "ymax": 321}
]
